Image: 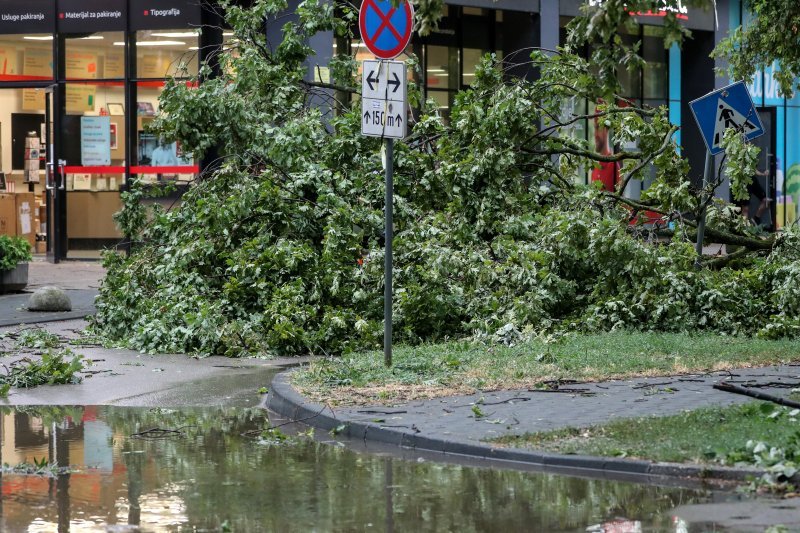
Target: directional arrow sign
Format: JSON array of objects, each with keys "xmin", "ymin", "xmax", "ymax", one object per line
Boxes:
[
  {"xmin": 362, "ymin": 59, "xmax": 406, "ymax": 100},
  {"xmin": 362, "ymin": 60, "xmax": 407, "ymax": 139},
  {"xmin": 689, "ymin": 81, "xmax": 764, "ymax": 156}
]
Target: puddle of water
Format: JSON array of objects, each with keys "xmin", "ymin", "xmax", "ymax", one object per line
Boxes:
[{"xmin": 0, "ymin": 406, "xmax": 723, "ymax": 532}]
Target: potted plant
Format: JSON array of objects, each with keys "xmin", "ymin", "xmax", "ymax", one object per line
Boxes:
[{"xmin": 0, "ymin": 236, "xmax": 32, "ymax": 294}]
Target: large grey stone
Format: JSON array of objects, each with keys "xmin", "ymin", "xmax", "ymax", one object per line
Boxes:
[{"xmin": 27, "ymin": 286, "xmax": 72, "ymax": 312}]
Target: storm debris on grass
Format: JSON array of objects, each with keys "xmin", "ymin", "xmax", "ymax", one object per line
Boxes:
[
  {"xmin": 294, "ymin": 332, "xmax": 800, "ymax": 405},
  {"xmin": 491, "ymin": 402, "xmax": 800, "ymax": 492}
]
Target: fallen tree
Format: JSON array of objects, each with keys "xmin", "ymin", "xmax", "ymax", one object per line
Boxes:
[{"xmin": 91, "ymin": 0, "xmax": 800, "ymax": 356}]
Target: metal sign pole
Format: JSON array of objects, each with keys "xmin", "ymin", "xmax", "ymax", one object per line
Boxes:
[
  {"xmin": 384, "ymin": 138, "xmax": 394, "ymax": 367},
  {"xmin": 695, "ymin": 150, "xmax": 712, "ymax": 263},
  {"xmin": 358, "ymin": 0, "xmax": 411, "ymax": 369}
]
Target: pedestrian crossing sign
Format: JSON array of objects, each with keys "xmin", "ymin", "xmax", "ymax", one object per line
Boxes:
[{"xmin": 689, "ymin": 81, "xmax": 764, "ymax": 156}]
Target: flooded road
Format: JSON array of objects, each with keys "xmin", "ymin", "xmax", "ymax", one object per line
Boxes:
[{"xmin": 0, "ymin": 406, "xmax": 746, "ymax": 532}]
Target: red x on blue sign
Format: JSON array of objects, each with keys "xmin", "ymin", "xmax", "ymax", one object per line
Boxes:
[{"xmin": 359, "ymin": 0, "xmax": 414, "ymax": 60}]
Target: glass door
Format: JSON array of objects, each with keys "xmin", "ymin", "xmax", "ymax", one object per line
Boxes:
[
  {"xmin": 44, "ymin": 86, "xmax": 66, "ymax": 262},
  {"xmin": 753, "ymin": 107, "xmax": 777, "ymax": 230},
  {"xmin": 62, "ymin": 31, "xmax": 128, "ymax": 259}
]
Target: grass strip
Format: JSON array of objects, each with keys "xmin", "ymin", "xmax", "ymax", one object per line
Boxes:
[
  {"xmin": 491, "ymin": 402, "xmax": 800, "ymax": 465},
  {"xmin": 293, "ymin": 331, "xmax": 800, "ymax": 404}
]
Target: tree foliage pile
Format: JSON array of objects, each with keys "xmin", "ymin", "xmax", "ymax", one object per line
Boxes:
[{"xmin": 92, "ymin": 0, "xmax": 800, "ymax": 356}]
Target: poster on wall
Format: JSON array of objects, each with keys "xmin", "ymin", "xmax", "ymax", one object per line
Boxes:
[
  {"xmin": 139, "ymin": 134, "xmax": 184, "ymax": 166},
  {"xmin": 23, "ymin": 47, "xmax": 51, "ymax": 77},
  {"xmin": 66, "ymin": 84, "xmax": 96, "ymax": 113},
  {"xmin": 66, "ymin": 52, "xmax": 98, "ymax": 79},
  {"xmin": 81, "ymin": 116, "xmax": 111, "ymax": 166},
  {"xmin": 21, "ymin": 89, "xmax": 45, "ymax": 111},
  {"xmin": 139, "ymin": 55, "xmax": 172, "ymax": 79},
  {"xmin": 104, "ymin": 53, "xmax": 125, "ymax": 79}
]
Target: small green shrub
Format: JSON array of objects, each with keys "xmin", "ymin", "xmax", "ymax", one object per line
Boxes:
[{"xmin": 0, "ymin": 236, "xmax": 32, "ymax": 272}]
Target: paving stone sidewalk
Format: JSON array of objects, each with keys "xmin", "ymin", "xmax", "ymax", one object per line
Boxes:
[
  {"xmin": 318, "ymin": 366, "xmax": 800, "ymax": 443},
  {"xmin": 268, "ymin": 363, "xmax": 800, "ymax": 477}
]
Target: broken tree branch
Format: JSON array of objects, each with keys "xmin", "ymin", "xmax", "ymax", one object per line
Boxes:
[{"xmin": 713, "ymin": 381, "xmax": 800, "ymax": 409}]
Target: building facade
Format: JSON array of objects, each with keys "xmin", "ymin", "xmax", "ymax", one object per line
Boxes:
[
  {"xmin": 0, "ymin": 0, "xmax": 225, "ymax": 261},
  {"xmin": 0, "ymin": 1, "xmax": 794, "ymax": 263}
]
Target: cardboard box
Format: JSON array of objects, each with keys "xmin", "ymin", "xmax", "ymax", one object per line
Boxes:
[
  {"xmin": 15, "ymin": 193, "xmax": 36, "ymax": 247},
  {"xmin": 0, "ymin": 194, "xmax": 16, "ymax": 237}
]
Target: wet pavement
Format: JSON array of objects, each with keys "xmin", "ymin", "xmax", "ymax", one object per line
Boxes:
[
  {"xmin": 0, "ymin": 289, "xmax": 99, "ymax": 327},
  {"xmin": 1, "ymin": 261, "xmax": 302, "ymax": 406},
  {"xmin": 3, "ymin": 259, "xmax": 800, "ymax": 530},
  {"xmin": 0, "ymin": 405, "xmax": 726, "ymax": 532},
  {"xmin": 1, "ymin": 319, "xmax": 303, "ymax": 407}
]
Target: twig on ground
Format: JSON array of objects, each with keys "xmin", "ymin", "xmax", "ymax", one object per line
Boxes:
[
  {"xmin": 713, "ymin": 381, "xmax": 800, "ymax": 409},
  {"xmin": 632, "ymin": 381, "xmax": 676, "ymax": 389}
]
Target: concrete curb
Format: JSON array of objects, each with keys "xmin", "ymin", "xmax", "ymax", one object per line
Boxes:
[{"xmin": 266, "ymin": 369, "xmax": 770, "ymax": 484}]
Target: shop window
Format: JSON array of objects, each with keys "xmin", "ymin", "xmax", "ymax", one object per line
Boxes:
[
  {"xmin": 65, "ymin": 32, "xmax": 125, "ymax": 81},
  {"xmin": 0, "ymin": 34, "xmax": 53, "ymax": 81},
  {"xmin": 462, "ymin": 48, "xmax": 482, "ymax": 87},
  {"xmin": 132, "ymin": 29, "xmax": 200, "ymax": 184},
  {"xmin": 642, "ymin": 26, "xmax": 667, "ymax": 101},
  {"xmin": 615, "ymin": 32, "xmax": 642, "ymax": 101},
  {"xmin": 135, "ymin": 30, "xmax": 199, "ymax": 79},
  {"xmin": 462, "ymin": 7, "xmax": 485, "ymax": 16},
  {"xmin": 134, "ymin": 81, "xmax": 197, "ymax": 185},
  {"xmin": 426, "ymin": 45, "xmax": 458, "ymax": 92}
]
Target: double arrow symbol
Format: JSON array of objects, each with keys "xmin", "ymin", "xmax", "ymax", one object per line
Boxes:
[{"xmin": 366, "ymin": 68, "xmax": 402, "ymax": 94}]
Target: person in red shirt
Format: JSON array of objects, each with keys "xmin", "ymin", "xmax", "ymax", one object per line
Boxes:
[{"xmin": 590, "ymin": 118, "xmax": 619, "ymax": 192}]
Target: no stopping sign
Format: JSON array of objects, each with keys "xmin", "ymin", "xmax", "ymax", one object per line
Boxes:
[{"xmin": 359, "ymin": 0, "xmax": 414, "ymax": 60}]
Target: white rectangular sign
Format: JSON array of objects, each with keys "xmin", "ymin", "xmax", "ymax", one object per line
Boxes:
[
  {"xmin": 361, "ymin": 60, "xmax": 407, "ymax": 139},
  {"xmin": 362, "ymin": 98, "xmax": 407, "ymax": 138},
  {"xmin": 362, "ymin": 60, "xmax": 406, "ymax": 100}
]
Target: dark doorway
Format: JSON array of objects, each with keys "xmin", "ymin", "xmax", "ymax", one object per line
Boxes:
[
  {"xmin": 11, "ymin": 113, "xmax": 45, "ymax": 170},
  {"xmin": 748, "ymin": 107, "xmax": 777, "ymax": 230}
]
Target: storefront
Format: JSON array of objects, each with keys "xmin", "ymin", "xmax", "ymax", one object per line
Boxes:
[
  {"xmin": 722, "ymin": 0, "xmax": 800, "ymax": 229},
  {"xmin": 0, "ymin": 0, "xmax": 222, "ymax": 261}
]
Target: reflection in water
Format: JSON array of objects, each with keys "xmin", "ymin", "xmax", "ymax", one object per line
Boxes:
[{"xmin": 0, "ymin": 406, "xmax": 715, "ymax": 532}]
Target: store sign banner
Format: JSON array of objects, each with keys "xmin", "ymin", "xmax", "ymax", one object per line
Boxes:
[
  {"xmin": 58, "ymin": 0, "xmax": 126, "ymax": 33},
  {"xmin": 129, "ymin": 0, "xmax": 202, "ymax": 30},
  {"xmin": 0, "ymin": 0, "xmax": 55, "ymax": 35}
]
